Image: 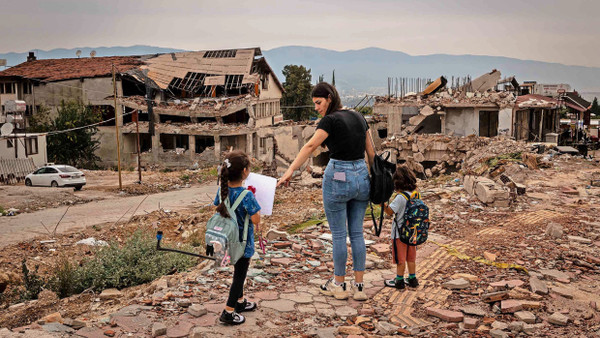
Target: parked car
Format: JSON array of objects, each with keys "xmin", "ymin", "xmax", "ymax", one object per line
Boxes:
[{"xmin": 25, "ymin": 164, "xmax": 86, "ymax": 190}]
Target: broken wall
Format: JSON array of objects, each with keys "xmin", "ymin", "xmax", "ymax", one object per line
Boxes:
[{"xmin": 445, "ymin": 108, "xmax": 478, "ymax": 136}]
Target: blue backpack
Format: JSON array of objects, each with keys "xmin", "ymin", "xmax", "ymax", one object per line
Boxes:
[{"xmin": 397, "ymin": 192, "xmax": 430, "ymax": 246}]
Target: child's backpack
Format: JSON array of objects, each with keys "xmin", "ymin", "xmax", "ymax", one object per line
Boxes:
[
  {"xmin": 205, "ymin": 190, "xmax": 249, "ymax": 266},
  {"xmin": 397, "ymin": 192, "xmax": 430, "ymax": 246}
]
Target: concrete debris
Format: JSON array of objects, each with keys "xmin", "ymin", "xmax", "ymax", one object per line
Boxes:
[
  {"xmin": 548, "ymin": 312, "xmax": 569, "ymax": 326},
  {"xmin": 545, "ymin": 223, "xmax": 564, "ymax": 239},
  {"xmin": 75, "ymin": 237, "xmax": 109, "ymax": 246}
]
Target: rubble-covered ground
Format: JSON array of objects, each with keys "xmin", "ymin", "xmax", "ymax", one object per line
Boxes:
[{"xmin": 1, "ymin": 139, "xmax": 600, "ymax": 337}]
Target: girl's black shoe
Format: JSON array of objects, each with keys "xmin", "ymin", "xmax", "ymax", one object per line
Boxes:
[
  {"xmin": 407, "ymin": 277, "xmax": 419, "ymax": 288},
  {"xmin": 384, "ymin": 278, "xmax": 406, "ymax": 290},
  {"xmin": 219, "ymin": 310, "xmax": 245, "ymax": 325},
  {"xmin": 235, "ymin": 299, "xmax": 257, "ymax": 313}
]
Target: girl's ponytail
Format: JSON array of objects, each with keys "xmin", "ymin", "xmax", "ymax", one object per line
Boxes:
[{"xmin": 216, "ymin": 161, "xmax": 230, "ymax": 218}]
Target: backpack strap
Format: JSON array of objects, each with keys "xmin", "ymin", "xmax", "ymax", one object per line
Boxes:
[
  {"xmin": 225, "ymin": 190, "xmax": 251, "ymax": 243},
  {"xmin": 400, "ymin": 192, "xmax": 411, "ymax": 201}
]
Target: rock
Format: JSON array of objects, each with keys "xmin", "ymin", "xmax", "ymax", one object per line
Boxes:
[
  {"xmin": 567, "ymin": 235, "xmax": 592, "ymax": 244},
  {"xmin": 308, "ymin": 239, "xmax": 324, "ymax": 250},
  {"xmin": 508, "ymin": 321, "xmax": 524, "ymax": 332},
  {"xmin": 271, "ymin": 258, "xmax": 294, "ymax": 267},
  {"xmin": 522, "ymin": 323, "xmax": 543, "ymax": 334},
  {"xmin": 337, "ymin": 326, "xmax": 362, "ymax": 335},
  {"xmin": 42, "ymin": 322, "xmax": 74, "ymax": 334},
  {"xmin": 177, "ymin": 299, "xmax": 192, "ymax": 307},
  {"xmin": 481, "ymin": 291, "xmax": 509, "ymax": 302},
  {"xmin": 501, "ymin": 300, "xmax": 522, "ymax": 313},
  {"xmin": 99, "ymin": 288, "xmax": 123, "ymax": 300},
  {"xmin": 371, "ymin": 243, "xmax": 390, "ymax": 255},
  {"xmin": 539, "ymin": 269, "xmax": 570, "ymax": 282},
  {"xmin": 426, "ymin": 307, "xmax": 464, "ymax": 322},
  {"xmin": 519, "ymin": 300, "xmax": 542, "ymax": 310},
  {"xmin": 188, "ymin": 304, "xmax": 207, "ymax": 317},
  {"xmin": 266, "ymin": 229, "xmax": 289, "ymax": 241},
  {"xmin": 483, "ymin": 251, "xmax": 497, "ymax": 262},
  {"xmin": 272, "ymin": 241, "xmax": 293, "ymax": 249},
  {"xmin": 545, "ymin": 223, "xmax": 563, "ymax": 238},
  {"xmin": 548, "ymin": 312, "xmax": 569, "ymax": 326},
  {"xmin": 451, "ymin": 273, "xmax": 479, "ymax": 282},
  {"xmin": 41, "ymin": 312, "xmax": 63, "ymax": 324},
  {"xmin": 490, "ymin": 279, "xmax": 524, "ymax": 289},
  {"xmin": 460, "ymin": 306, "xmax": 486, "ymax": 317},
  {"xmin": 261, "ymin": 299, "xmax": 296, "ymax": 312},
  {"xmin": 292, "ymin": 244, "xmax": 303, "ymax": 252},
  {"xmin": 515, "ymin": 311, "xmax": 536, "ymax": 324},
  {"xmin": 442, "ymin": 278, "xmax": 470, "ymax": 290},
  {"xmin": 375, "ymin": 321, "xmax": 399, "ymax": 335},
  {"xmin": 491, "ymin": 321, "xmax": 508, "ymax": 330},
  {"xmin": 152, "ymin": 322, "xmax": 167, "ymax": 337},
  {"xmin": 551, "ymin": 286, "xmax": 574, "ymax": 299},
  {"xmin": 464, "ymin": 317, "xmax": 479, "ymax": 329},
  {"xmin": 529, "ymin": 277, "xmax": 548, "ymax": 295},
  {"xmin": 63, "ymin": 318, "xmax": 86, "ymax": 329},
  {"xmin": 490, "ymin": 329, "xmax": 508, "ymax": 338}
]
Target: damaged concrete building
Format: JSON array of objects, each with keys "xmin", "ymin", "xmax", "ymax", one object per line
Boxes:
[
  {"xmin": 0, "ymin": 48, "xmax": 284, "ymax": 167},
  {"xmin": 372, "ymin": 70, "xmax": 562, "ymax": 176}
]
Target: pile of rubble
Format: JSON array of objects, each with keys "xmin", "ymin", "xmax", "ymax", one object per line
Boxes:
[
  {"xmin": 375, "ymin": 88, "xmax": 516, "ymax": 109},
  {"xmin": 382, "ymin": 134, "xmax": 532, "ymax": 178}
]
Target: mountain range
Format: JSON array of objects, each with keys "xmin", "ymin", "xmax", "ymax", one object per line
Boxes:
[{"xmin": 1, "ymin": 45, "xmax": 598, "ymax": 101}]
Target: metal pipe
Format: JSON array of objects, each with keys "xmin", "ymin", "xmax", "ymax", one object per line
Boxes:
[{"xmin": 155, "ymin": 231, "xmax": 215, "ymax": 260}]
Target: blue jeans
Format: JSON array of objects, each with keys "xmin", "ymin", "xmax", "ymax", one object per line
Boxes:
[{"xmin": 322, "ymin": 159, "xmax": 370, "ymax": 277}]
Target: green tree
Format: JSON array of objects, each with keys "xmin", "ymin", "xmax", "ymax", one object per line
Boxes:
[
  {"xmin": 592, "ymin": 97, "xmax": 600, "ymax": 118},
  {"xmin": 332, "ymin": 69, "xmax": 336, "ymax": 87},
  {"xmin": 318, "ymin": 74, "xmax": 324, "ymax": 83},
  {"xmin": 29, "ymin": 101, "xmax": 101, "ymax": 168},
  {"xmin": 281, "ymin": 65, "xmax": 316, "ymax": 121}
]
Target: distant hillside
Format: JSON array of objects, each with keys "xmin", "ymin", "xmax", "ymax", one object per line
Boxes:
[
  {"xmin": 2, "ymin": 45, "xmax": 599, "ymax": 100},
  {"xmin": 0, "ymin": 45, "xmax": 184, "ymax": 68},
  {"xmin": 263, "ymin": 46, "xmax": 600, "ymax": 97}
]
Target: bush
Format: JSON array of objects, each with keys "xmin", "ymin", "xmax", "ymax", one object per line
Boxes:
[
  {"xmin": 47, "ymin": 256, "xmax": 77, "ymax": 298},
  {"xmin": 74, "ymin": 231, "xmax": 196, "ymax": 292},
  {"xmin": 41, "ymin": 231, "xmax": 197, "ymax": 298},
  {"xmin": 20, "ymin": 259, "xmax": 44, "ymax": 301}
]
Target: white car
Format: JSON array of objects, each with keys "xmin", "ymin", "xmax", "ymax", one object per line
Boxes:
[{"xmin": 25, "ymin": 164, "xmax": 86, "ymax": 191}]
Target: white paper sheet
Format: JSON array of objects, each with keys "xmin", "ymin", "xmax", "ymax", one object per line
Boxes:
[{"xmin": 243, "ymin": 173, "xmax": 277, "ymax": 216}]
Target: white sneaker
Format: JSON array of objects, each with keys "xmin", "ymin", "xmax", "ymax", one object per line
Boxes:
[
  {"xmin": 350, "ymin": 282, "xmax": 368, "ymax": 301},
  {"xmin": 319, "ymin": 278, "xmax": 348, "ymax": 300}
]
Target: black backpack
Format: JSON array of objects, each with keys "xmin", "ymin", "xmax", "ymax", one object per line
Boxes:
[{"xmin": 369, "ymin": 151, "xmax": 396, "ymax": 236}]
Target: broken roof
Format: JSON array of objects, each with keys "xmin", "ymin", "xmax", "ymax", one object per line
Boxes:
[
  {"xmin": 0, "ymin": 47, "xmax": 284, "ymax": 93},
  {"xmin": 143, "ymin": 48, "xmax": 262, "ymax": 90},
  {"xmin": 516, "ymin": 94, "xmax": 559, "ymax": 109},
  {"xmin": 0, "ymin": 56, "xmax": 144, "ymax": 82},
  {"xmin": 564, "ymin": 92, "xmax": 591, "ymax": 112}
]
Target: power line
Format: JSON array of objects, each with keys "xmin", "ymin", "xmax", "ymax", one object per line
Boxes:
[{"xmin": 0, "ymin": 110, "xmax": 135, "ymax": 139}]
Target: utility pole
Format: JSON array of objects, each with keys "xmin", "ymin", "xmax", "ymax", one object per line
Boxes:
[
  {"xmin": 112, "ymin": 64, "xmax": 123, "ymax": 190},
  {"xmin": 134, "ymin": 110, "xmax": 142, "ymax": 183},
  {"xmin": 145, "ymin": 75, "xmax": 154, "ymax": 136}
]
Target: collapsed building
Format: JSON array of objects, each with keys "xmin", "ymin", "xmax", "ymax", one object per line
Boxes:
[
  {"xmin": 372, "ymin": 70, "xmax": 563, "ymax": 175},
  {"xmin": 0, "ymin": 48, "xmax": 284, "ymax": 168}
]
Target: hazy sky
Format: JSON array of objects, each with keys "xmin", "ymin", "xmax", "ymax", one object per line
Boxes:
[{"xmin": 2, "ymin": 0, "xmax": 599, "ymax": 67}]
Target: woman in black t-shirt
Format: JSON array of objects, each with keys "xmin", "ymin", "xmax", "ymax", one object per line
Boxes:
[{"xmin": 277, "ymin": 82, "xmax": 375, "ymax": 301}]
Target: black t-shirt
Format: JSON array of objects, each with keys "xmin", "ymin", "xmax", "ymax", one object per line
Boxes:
[{"xmin": 316, "ymin": 109, "xmax": 369, "ymax": 161}]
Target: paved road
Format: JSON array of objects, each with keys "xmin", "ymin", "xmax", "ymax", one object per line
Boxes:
[{"xmin": 0, "ymin": 184, "xmax": 218, "ymax": 248}]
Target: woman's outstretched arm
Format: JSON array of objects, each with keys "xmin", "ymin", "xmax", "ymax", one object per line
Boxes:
[{"xmin": 277, "ymin": 129, "xmax": 328, "ymax": 187}]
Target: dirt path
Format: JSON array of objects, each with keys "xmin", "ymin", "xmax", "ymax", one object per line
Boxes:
[{"xmin": 0, "ymin": 184, "xmax": 218, "ymax": 248}]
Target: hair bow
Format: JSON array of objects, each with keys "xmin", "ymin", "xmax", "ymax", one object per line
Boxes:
[{"xmin": 224, "ymin": 159, "xmax": 231, "ymax": 168}]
